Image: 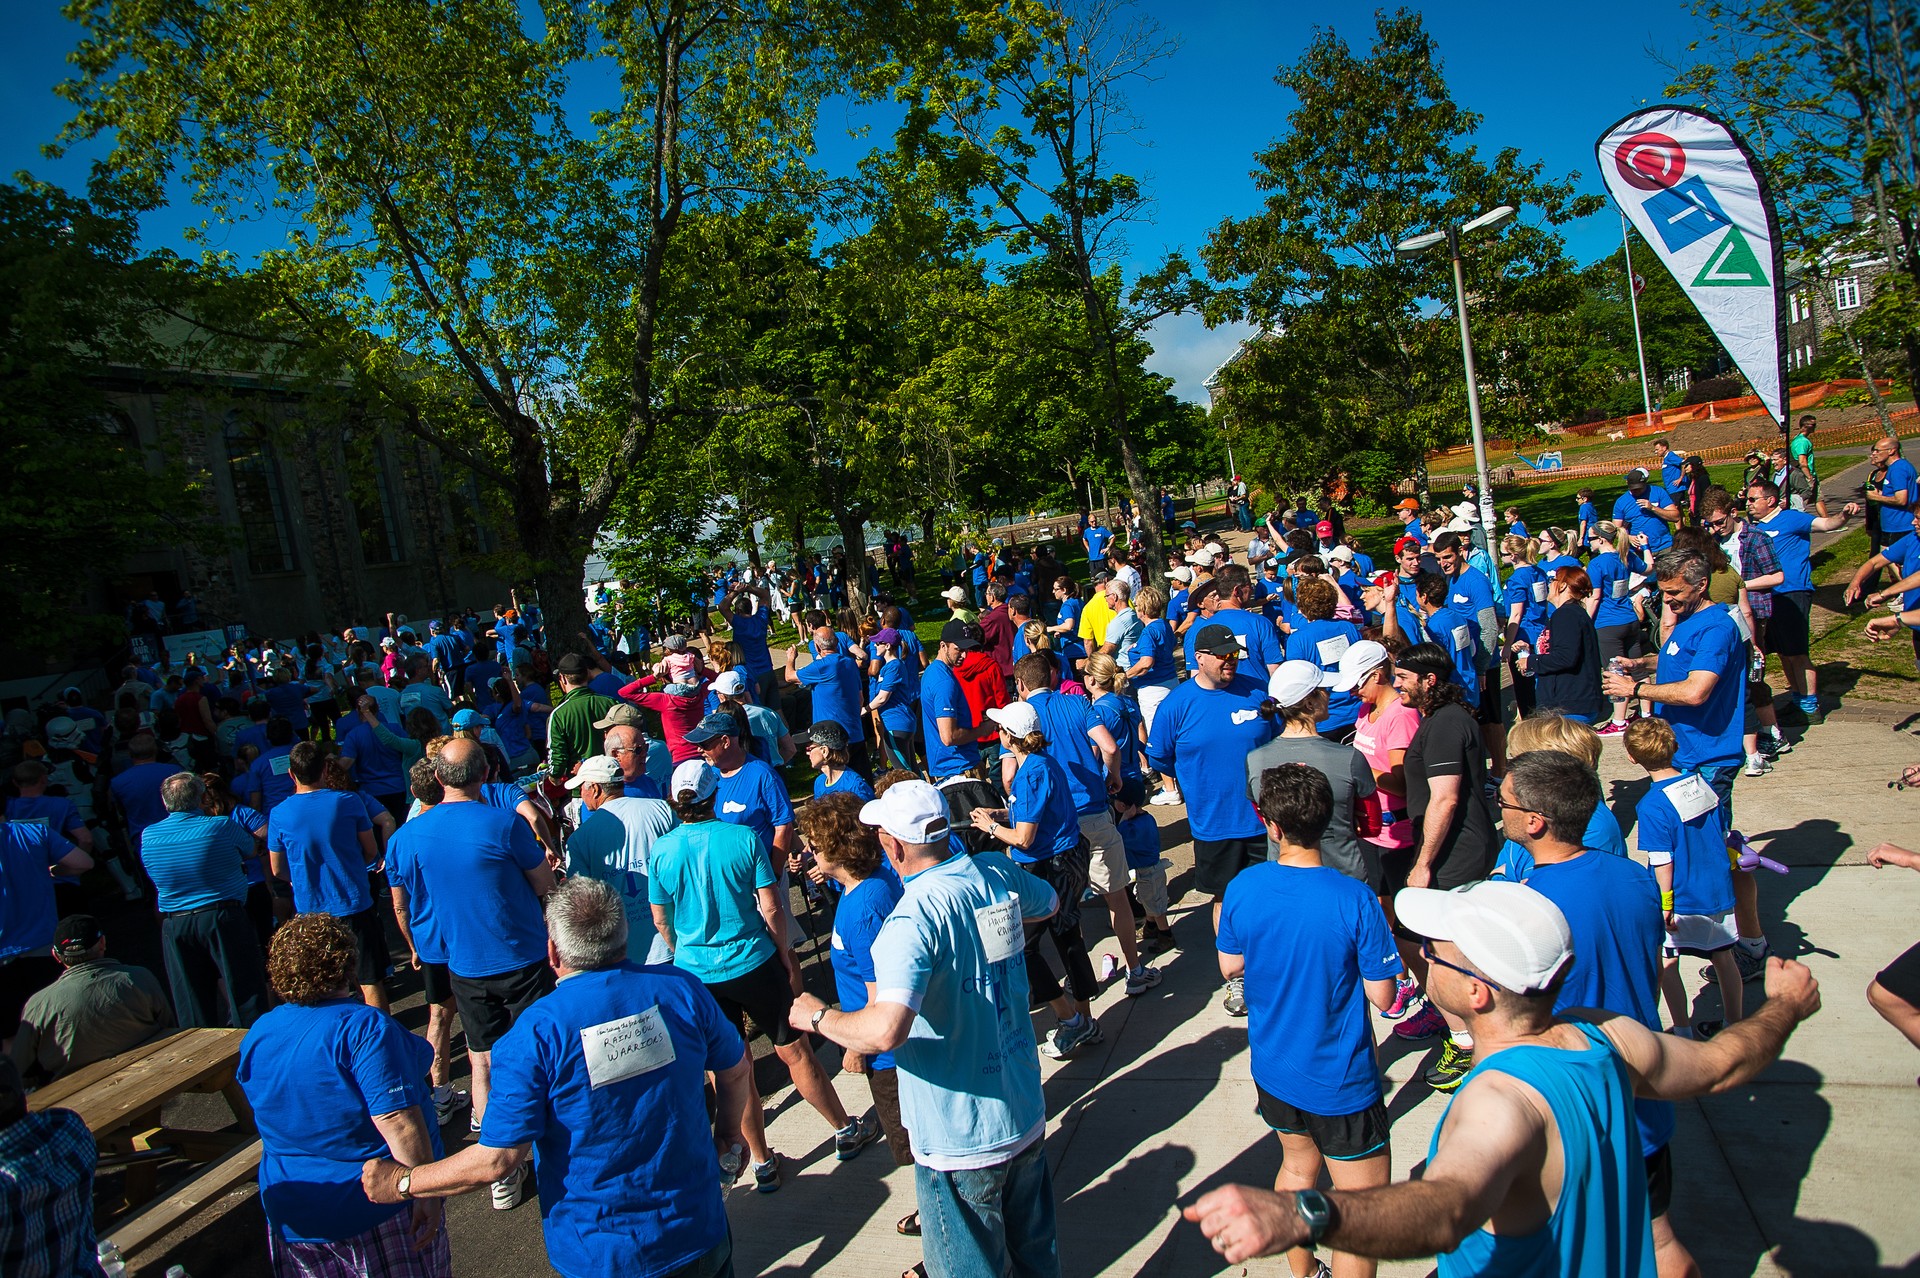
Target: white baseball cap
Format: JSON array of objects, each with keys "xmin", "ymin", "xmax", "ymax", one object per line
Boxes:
[
  {"xmin": 711, "ymin": 669, "xmax": 747, "ymax": 696},
  {"xmin": 1331, "ymin": 639, "xmax": 1390, "ymax": 693},
  {"xmin": 1444, "ymin": 517, "xmax": 1474, "ymax": 534},
  {"xmin": 943, "ymin": 586, "xmax": 969, "ymax": 603},
  {"xmin": 1185, "ymin": 549, "xmax": 1217, "ymax": 567},
  {"xmin": 669, "ymin": 759, "xmax": 718, "ymax": 803},
  {"xmin": 566, "ymin": 755, "xmax": 623, "ymax": 789},
  {"xmin": 1168, "ymin": 565, "xmax": 1194, "ymax": 584},
  {"xmin": 986, "ymin": 700, "xmax": 1041, "ymax": 737},
  {"xmin": 1328, "ymin": 544, "xmax": 1355, "ymax": 563},
  {"xmin": 858, "ymin": 780, "xmax": 953, "ymax": 845},
  {"xmin": 1266, "ymin": 659, "xmax": 1333, "ymax": 708},
  {"xmin": 1394, "ymin": 880, "xmax": 1574, "ymax": 994}
]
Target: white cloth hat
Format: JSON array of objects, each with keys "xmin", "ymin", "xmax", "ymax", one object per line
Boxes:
[
  {"xmin": 986, "ymin": 700, "xmax": 1041, "ymax": 737},
  {"xmin": 1394, "ymin": 880, "xmax": 1574, "ymax": 994},
  {"xmin": 943, "ymin": 586, "xmax": 969, "ymax": 603},
  {"xmin": 1451, "ymin": 501, "xmax": 1480, "ymax": 523},
  {"xmin": 669, "ymin": 758, "xmax": 718, "ymax": 803},
  {"xmin": 858, "ymin": 780, "xmax": 953, "ymax": 845},
  {"xmin": 1444, "ymin": 517, "xmax": 1474, "ymax": 534},
  {"xmin": 45, "ymin": 716, "xmax": 84, "ymax": 750},
  {"xmin": 1331, "ymin": 639, "xmax": 1390, "ymax": 693},
  {"xmin": 566, "ymin": 755, "xmax": 623, "ymax": 789},
  {"xmin": 1266, "ymin": 659, "xmax": 1334, "ymax": 708},
  {"xmin": 711, "ymin": 670, "xmax": 747, "ymax": 696}
]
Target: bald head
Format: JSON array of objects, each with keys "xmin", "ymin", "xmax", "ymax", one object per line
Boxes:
[
  {"xmin": 812, "ymin": 626, "xmax": 839, "ymax": 653},
  {"xmin": 432, "ymin": 736, "xmax": 486, "ymax": 789}
]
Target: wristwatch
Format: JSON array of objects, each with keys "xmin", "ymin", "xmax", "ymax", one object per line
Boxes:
[
  {"xmin": 396, "ymin": 1166, "xmax": 414, "ymax": 1201},
  {"xmin": 810, "ymin": 1006, "xmax": 829, "ymax": 1033},
  {"xmin": 1294, "ymin": 1188, "xmax": 1336, "ymax": 1244}
]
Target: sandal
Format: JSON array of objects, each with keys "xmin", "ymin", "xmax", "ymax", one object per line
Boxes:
[{"xmin": 897, "ymin": 1211, "xmax": 921, "ymax": 1237}]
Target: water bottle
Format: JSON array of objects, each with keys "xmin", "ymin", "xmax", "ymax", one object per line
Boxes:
[
  {"xmin": 96, "ymin": 1242, "xmax": 125, "ymax": 1277},
  {"xmin": 718, "ymin": 1142, "xmax": 744, "ymax": 1188},
  {"xmin": 165, "ymin": 1267, "xmax": 192, "ymax": 1278}
]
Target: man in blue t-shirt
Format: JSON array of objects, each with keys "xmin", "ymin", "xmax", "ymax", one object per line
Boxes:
[
  {"xmin": 1655, "ymin": 439, "xmax": 1686, "ymax": 498},
  {"xmin": 1865, "ymin": 433, "xmax": 1919, "ymax": 555},
  {"xmin": 785, "ymin": 631, "xmax": 869, "ymax": 777},
  {"xmin": 723, "ymin": 583, "xmax": 779, "ymax": 706},
  {"xmin": 921, "ymin": 622, "xmax": 987, "ymax": 782},
  {"xmin": 1430, "ymin": 531, "xmax": 1504, "ymax": 768},
  {"xmin": 1083, "ymin": 514, "xmax": 1113, "ymax": 572},
  {"xmin": 361, "ymin": 878, "xmax": 753, "ymax": 1278},
  {"xmin": 1181, "ymin": 565, "xmax": 1286, "ymax": 676},
  {"xmin": 1219, "ymin": 764, "xmax": 1398, "ymax": 1277},
  {"xmin": 1745, "ymin": 477, "xmax": 1855, "ymax": 714},
  {"xmin": 1613, "ymin": 469, "xmax": 1679, "ymax": 553},
  {"xmin": 1146, "ymin": 623, "xmax": 1277, "ymax": 1016},
  {"xmin": 107, "ymin": 735, "xmax": 177, "ymax": 853},
  {"xmin": 266, "ymin": 742, "xmax": 385, "ymax": 1009},
  {"xmin": 687, "ymin": 713, "xmax": 796, "ymax": 876},
  {"xmin": 1, "ymin": 821, "xmax": 92, "ymax": 1033}
]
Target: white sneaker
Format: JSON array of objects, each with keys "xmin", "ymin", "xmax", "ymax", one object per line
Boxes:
[
  {"xmin": 1743, "ymin": 751, "xmax": 1771, "ymax": 778},
  {"xmin": 491, "ymin": 1162, "xmax": 529, "ymax": 1210},
  {"xmin": 1148, "ymin": 791, "xmax": 1182, "ymax": 806}
]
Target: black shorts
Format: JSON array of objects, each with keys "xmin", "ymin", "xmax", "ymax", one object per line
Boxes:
[
  {"xmin": 1765, "ymin": 591, "xmax": 1812, "ymax": 657},
  {"xmin": 1192, "ymin": 835, "xmax": 1266, "ymax": 897},
  {"xmin": 1476, "ymin": 660, "xmax": 1504, "ymax": 728},
  {"xmin": 450, "ymin": 958, "xmax": 555, "ymax": 1053},
  {"xmin": 1257, "ymin": 1084, "xmax": 1390, "ymax": 1161},
  {"xmin": 1645, "ymin": 1144, "xmax": 1674, "ymax": 1218},
  {"xmin": 1875, "ymin": 939, "xmax": 1920, "ymax": 1006},
  {"xmin": 704, "ymin": 953, "xmax": 801, "ymax": 1047},
  {"xmin": 421, "ymin": 960, "xmax": 453, "ymax": 1006},
  {"xmin": 1597, "ymin": 622, "xmax": 1644, "ymax": 666},
  {"xmin": 342, "ymin": 907, "xmax": 393, "ymax": 988}
]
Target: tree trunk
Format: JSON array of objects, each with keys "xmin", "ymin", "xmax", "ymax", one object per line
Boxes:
[
  {"xmin": 919, "ymin": 508, "xmax": 937, "ymax": 562},
  {"xmin": 833, "ymin": 508, "xmax": 871, "ymax": 616},
  {"xmin": 739, "ymin": 506, "xmax": 763, "ymax": 571}
]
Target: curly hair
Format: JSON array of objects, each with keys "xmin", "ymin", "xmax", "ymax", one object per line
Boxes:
[
  {"xmin": 795, "ymin": 792, "xmax": 884, "ymax": 879},
  {"xmin": 1295, "ymin": 575, "xmax": 1338, "ymax": 622},
  {"xmin": 267, "ymin": 913, "xmax": 359, "ymax": 1005}
]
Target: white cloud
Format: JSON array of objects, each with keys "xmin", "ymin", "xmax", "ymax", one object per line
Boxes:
[{"xmin": 1143, "ymin": 312, "xmax": 1259, "ymax": 407}]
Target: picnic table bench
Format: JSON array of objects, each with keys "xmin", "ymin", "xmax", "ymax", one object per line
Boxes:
[{"xmin": 31, "ymin": 1027, "xmax": 261, "ymax": 1270}]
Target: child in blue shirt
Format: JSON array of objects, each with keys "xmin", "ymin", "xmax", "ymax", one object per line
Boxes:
[
  {"xmin": 1625, "ymin": 717, "xmax": 1742, "ymax": 1038},
  {"xmin": 1115, "ymin": 780, "xmax": 1171, "ymax": 952}
]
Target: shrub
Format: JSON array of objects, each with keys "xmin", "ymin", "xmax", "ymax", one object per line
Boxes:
[{"xmin": 1682, "ymin": 376, "xmax": 1744, "ymax": 406}]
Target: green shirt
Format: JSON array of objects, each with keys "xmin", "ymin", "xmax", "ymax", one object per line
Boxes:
[
  {"xmin": 1790, "ymin": 432, "xmax": 1815, "ymax": 478},
  {"xmin": 10, "ymin": 959, "xmax": 173, "ymax": 1083},
  {"xmin": 546, "ymin": 688, "xmax": 616, "ymax": 779}
]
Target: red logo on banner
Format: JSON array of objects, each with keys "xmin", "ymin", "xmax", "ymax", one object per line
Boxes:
[{"xmin": 1616, "ymin": 132, "xmax": 1686, "ymax": 190}]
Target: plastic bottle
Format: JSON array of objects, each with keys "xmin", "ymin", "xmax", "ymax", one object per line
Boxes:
[
  {"xmin": 96, "ymin": 1242, "xmax": 125, "ymax": 1277},
  {"xmin": 718, "ymin": 1143, "xmax": 744, "ymax": 1188},
  {"xmin": 165, "ymin": 1267, "xmax": 192, "ymax": 1278}
]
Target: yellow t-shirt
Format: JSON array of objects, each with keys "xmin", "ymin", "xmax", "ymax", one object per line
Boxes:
[{"xmin": 1079, "ymin": 594, "xmax": 1116, "ymax": 647}]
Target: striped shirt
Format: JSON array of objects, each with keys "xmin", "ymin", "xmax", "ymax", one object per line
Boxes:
[{"xmin": 139, "ymin": 812, "xmax": 252, "ymax": 913}]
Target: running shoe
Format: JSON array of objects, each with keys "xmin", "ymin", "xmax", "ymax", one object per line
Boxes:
[
  {"xmin": 834, "ymin": 1114, "xmax": 883, "ymax": 1161},
  {"xmin": 1744, "ymin": 752, "xmax": 1772, "ymax": 778},
  {"xmin": 1797, "ymin": 695, "xmax": 1821, "ymax": 716},
  {"xmin": 1148, "ymin": 790, "xmax": 1182, "ymax": 806},
  {"xmin": 1704, "ymin": 943, "xmax": 1769, "ymax": 983},
  {"xmin": 1392, "ymin": 1002, "xmax": 1447, "ymax": 1040},
  {"xmin": 1424, "ymin": 1038, "xmax": 1474, "ymax": 1092},
  {"xmin": 1125, "ymin": 965, "xmax": 1163, "ymax": 997},
  {"xmin": 491, "ymin": 1163, "xmax": 530, "ymax": 1211},
  {"xmin": 1692, "ymin": 1019, "xmax": 1726, "ymax": 1040},
  {"xmin": 1223, "ymin": 976, "xmax": 1247, "ymax": 1018},
  {"xmin": 1139, "ymin": 921, "xmax": 1171, "ymax": 954},
  {"xmin": 433, "ymin": 1085, "xmax": 468, "ymax": 1126},
  {"xmin": 1040, "ymin": 1016, "xmax": 1103, "ymax": 1059},
  {"xmin": 753, "ymin": 1153, "xmax": 783, "ymax": 1194},
  {"xmin": 1757, "ymin": 732, "xmax": 1791, "ymax": 757},
  {"xmin": 1595, "ymin": 720, "xmax": 1627, "ymax": 737},
  {"xmin": 1382, "ymin": 975, "xmax": 1421, "ymax": 1020}
]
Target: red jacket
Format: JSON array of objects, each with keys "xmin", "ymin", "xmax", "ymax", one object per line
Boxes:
[{"xmin": 955, "ymin": 651, "xmax": 1008, "ymax": 746}]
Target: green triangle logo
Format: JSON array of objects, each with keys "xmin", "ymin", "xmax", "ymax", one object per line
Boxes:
[{"xmin": 1692, "ymin": 224, "xmax": 1770, "ymax": 287}]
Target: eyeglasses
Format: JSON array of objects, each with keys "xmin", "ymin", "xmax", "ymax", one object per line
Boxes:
[
  {"xmin": 609, "ymin": 746, "xmax": 641, "ymax": 755},
  {"xmin": 1495, "ymin": 798, "xmax": 1537, "ymax": 816},
  {"xmin": 1420, "ymin": 940, "xmax": 1502, "ymax": 991}
]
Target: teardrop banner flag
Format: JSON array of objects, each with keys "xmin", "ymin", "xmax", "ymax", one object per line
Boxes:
[{"xmin": 1595, "ymin": 105, "xmax": 1787, "ymax": 426}]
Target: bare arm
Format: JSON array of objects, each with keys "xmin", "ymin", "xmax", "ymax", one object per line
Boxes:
[
  {"xmin": 1603, "ymin": 666, "xmax": 1717, "ymax": 708},
  {"xmin": 357, "ymin": 827, "xmax": 379, "ymax": 866},
  {"xmin": 651, "ymin": 902, "xmax": 675, "ymax": 952},
  {"xmin": 521, "ymin": 862, "xmax": 557, "ymax": 898},
  {"xmin": 54, "ymin": 846, "xmax": 95, "ymax": 876},
  {"xmin": 792, "ymin": 996, "xmax": 918, "ymax": 1055},
  {"xmin": 754, "ymin": 884, "xmax": 789, "ymax": 955}
]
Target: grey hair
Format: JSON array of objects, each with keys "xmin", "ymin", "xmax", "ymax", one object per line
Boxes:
[
  {"xmin": 161, "ymin": 771, "xmax": 206, "ymax": 813},
  {"xmin": 1107, "ymin": 577, "xmax": 1133, "ymax": 603},
  {"xmin": 545, "ymin": 877, "xmax": 628, "ymax": 971},
  {"xmin": 1651, "ymin": 549, "xmax": 1710, "ymax": 587},
  {"xmin": 432, "ymin": 748, "xmax": 487, "ymax": 788}
]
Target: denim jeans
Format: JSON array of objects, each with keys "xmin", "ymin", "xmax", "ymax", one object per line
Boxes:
[
  {"xmin": 915, "ymin": 1139, "xmax": 1060, "ymax": 1278},
  {"xmin": 664, "ymin": 1233, "xmax": 734, "ymax": 1278},
  {"xmin": 1700, "ymin": 763, "xmax": 1738, "ymax": 832}
]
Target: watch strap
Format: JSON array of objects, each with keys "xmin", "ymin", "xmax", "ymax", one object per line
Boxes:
[
  {"xmin": 396, "ymin": 1166, "xmax": 413, "ymax": 1200},
  {"xmin": 810, "ymin": 1006, "xmax": 828, "ymax": 1032}
]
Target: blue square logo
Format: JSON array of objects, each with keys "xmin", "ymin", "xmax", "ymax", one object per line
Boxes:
[{"xmin": 1641, "ymin": 177, "xmax": 1731, "ymax": 254}]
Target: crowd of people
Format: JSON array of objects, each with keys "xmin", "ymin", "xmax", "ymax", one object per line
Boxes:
[{"xmin": 3, "ymin": 426, "xmax": 1917, "ymax": 1278}]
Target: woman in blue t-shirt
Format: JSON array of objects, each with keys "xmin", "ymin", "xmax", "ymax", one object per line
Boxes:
[
  {"xmin": 236, "ymin": 914, "xmax": 450, "ymax": 1276},
  {"xmin": 1084, "ymin": 654, "xmax": 1146, "ymax": 781},
  {"xmin": 1584, "ymin": 522, "xmax": 1647, "ymax": 736},
  {"xmin": 1281, "ymin": 578, "xmax": 1364, "ymax": 737},
  {"xmin": 1500, "ymin": 535, "xmax": 1551, "ymax": 718},
  {"xmin": 968, "ymin": 700, "xmax": 1101, "ymax": 1059}
]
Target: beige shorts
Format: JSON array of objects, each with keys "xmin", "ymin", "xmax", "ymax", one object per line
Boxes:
[{"xmin": 1080, "ymin": 808, "xmax": 1130, "ymax": 894}]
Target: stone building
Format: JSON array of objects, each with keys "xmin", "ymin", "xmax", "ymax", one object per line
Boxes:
[{"xmin": 1784, "ymin": 206, "xmax": 1900, "ymax": 376}]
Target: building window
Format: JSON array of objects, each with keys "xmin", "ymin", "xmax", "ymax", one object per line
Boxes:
[
  {"xmin": 354, "ymin": 447, "xmax": 404, "ymax": 566},
  {"xmin": 1835, "ymin": 276, "xmax": 1862, "ymax": 310},
  {"xmin": 1790, "ymin": 292, "xmax": 1809, "ymax": 323},
  {"xmin": 224, "ymin": 419, "xmax": 296, "ymax": 574}
]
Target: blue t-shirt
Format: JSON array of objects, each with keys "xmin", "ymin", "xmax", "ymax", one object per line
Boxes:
[
  {"xmin": 1578, "ymin": 501, "xmax": 1599, "ymax": 536},
  {"xmin": 1614, "ymin": 485, "xmax": 1676, "ymax": 552},
  {"xmin": 1587, "ymin": 552, "xmax": 1637, "ymax": 628},
  {"xmin": 398, "ymin": 800, "xmax": 549, "ymax": 978},
  {"xmin": 1181, "ymin": 607, "xmax": 1285, "ymax": 673},
  {"xmin": 263, "ymin": 680, "xmax": 313, "ymax": 730},
  {"xmin": 1660, "ymin": 450, "xmax": 1686, "ymax": 494},
  {"xmin": 648, "ymin": 819, "xmax": 777, "ymax": 983},
  {"xmin": 1880, "ymin": 458, "xmax": 1920, "ymax": 536},
  {"xmin": 920, "ymin": 660, "xmax": 982, "ymax": 780},
  {"xmin": 870, "ymin": 851, "xmax": 1057, "ymax": 1169},
  {"xmin": 729, "ymin": 607, "xmax": 774, "ymax": 677},
  {"xmin": 1637, "ymin": 774, "xmax": 1736, "ymax": 916},
  {"xmin": 1, "ymin": 821, "xmax": 74, "ymax": 960},
  {"xmin": 1755, "ymin": 507, "xmax": 1816, "ymax": 593},
  {"xmin": 1144, "ymin": 673, "xmax": 1277, "ymax": 842},
  {"xmin": 1655, "ymin": 606, "xmax": 1745, "ymax": 770},
  {"xmin": 1008, "ymin": 751, "xmax": 1083, "ymax": 863},
  {"xmin": 338, "ymin": 721, "xmax": 406, "ymax": 797},
  {"xmin": 1423, "ymin": 605, "xmax": 1483, "ymax": 707},
  {"xmin": 1492, "ymin": 804, "xmax": 1628, "ymax": 880},
  {"xmin": 714, "ymin": 759, "xmax": 793, "ymax": 860},
  {"xmin": 797, "ymin": 653, "xmax": 864, "ymax": 736},
  {"xmin": 1520, "ymin": 849, "xmax": 1675, "ymax": 1157},
  {"xmin": 267, "ymin": 790, "xmax": 373, "ymax": 918},
  {"xmin": 1284, "ymin": 619, "xmax": 1364, "ymax": 732},
  {"xmin": 813, "ymin": 769, "xmax": 876, "ymax": 802},
  {"xmin": 480, "ymin": 964, "xmax": 742, "ymax": 1278},
  {"xmin": 1117, "ymin": 811, "xmax": 1162, "ymax": 871},
  {"xmin": 1084, "ymin": 525, "xmax": 1112, "ymax": 563},
  {"xmin": 140, "ymin": 812, "xmax": 253, "ymax": 912},
  {"xmin": 235, "ymin": 722, "xmax": 271, "ymax": 760},
  {"xmin": 1131, "ymin": 618, "xmax": 1180, "ymax": 686},
  {"xmin": 237, "ymin": 999, "xmax": 441, "ymax": 1244},
  {"xmin": 1503, "ymin": 563, "xmax": 1551, "ymax": 644},
  {"xmin": 109, "ymin": 761, "xmax": 177, "ymax": 847},
  {"xmin": 1026, "ymin": 690, "xmax": 1108, "ymax": 815},
  {"xmin": 1218, "ymin": 863, "xmax": 1400, "ymax": 1117},
  {"xmin": 1886, "ymin": 533, "xmax": 1920, "ymax": 623},
  {"xmin": 1446, "ymin": 566, "xmax": 1500, "ymax": 661},
  {"xmin": 1089, "ymin": 692, "xmax": 1144, "ymax": 781},
  {"xmin": 875, "ymin": 659, "xmax": 917, "ymax": 733},
  {"xmin": 831, "ymin": 875, "xmax": 906, "ymax": 1071},
  {"xmin": 245, "ymin": 744, "xmax": 298, "ymax": 813},
  {"xmin": 385, "ymin": 819, "xmax": 447, "ymax": 964},
  {"xmin": 6, "ymin": 795, "xmax": 85, "ymax": 843}
]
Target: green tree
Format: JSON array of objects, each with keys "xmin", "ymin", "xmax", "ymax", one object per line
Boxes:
[
  {"xmin": 1200, "ymin": 10, "xmax": 1603, "ymax": 505},
  {"xmin": 0, "ymin": 182, "xmax": 213, "ymax": 658}
]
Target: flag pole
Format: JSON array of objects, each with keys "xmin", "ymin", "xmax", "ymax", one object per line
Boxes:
[{"xmin": 1621, "ymin": 210, "xmax": 1656, "ymax": 431}]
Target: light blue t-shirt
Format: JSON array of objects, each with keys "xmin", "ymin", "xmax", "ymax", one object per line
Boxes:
[
  {"xmin": 566, "ymin": 797, "xmax": 680, "ymax": 964},
  {"xmin": 140, "ymin": 812, "xmax": 252, "ymax": 913},
  {"xmin": 1144, "ymin": 673, "xmax": 1276, "ymax": 842},
  {"xmin": 870, "ymin": 851, "xmax": 1058, "ymax": 1170},
  {"xmin": 648, "ymin": 819, "xmax": 778, "ymax": 984}
]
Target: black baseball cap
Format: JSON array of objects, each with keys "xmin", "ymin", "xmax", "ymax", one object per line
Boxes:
[
  {"xmin": 53, "ymin": 914, "xmax": 102, "ymax": 957},
  {"xmin": 803, "ymin": 721, "xmax": 850, "ymax": 750},
  {"xmin": 940, "ymin": 620, "xmax": 980, "ymax": 651},
  {"xmin": 554, "ymin": 653, "xmax": 589, "ymax": 677},
  {"xmin": 683, "ymin": 712, "xmax": 740, "ymax": 745},
  {"xmin": 1193, "ymin": 623, "xmax": 1241, "ymax": 657}
]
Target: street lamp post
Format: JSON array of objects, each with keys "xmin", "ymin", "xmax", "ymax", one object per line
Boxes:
[{"xmin": 1396, "ymin": 204, "xmax": 1515, "ymax": 592}]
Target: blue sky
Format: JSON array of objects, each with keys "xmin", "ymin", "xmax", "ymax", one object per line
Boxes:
[{"xmin": 3, "ymin": 0, "xmax": 1704, "ymax": 402}]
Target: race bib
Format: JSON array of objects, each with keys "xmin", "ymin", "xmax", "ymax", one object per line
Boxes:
[
  {"xmin": 1666, "ymin": 775, "xmax": 1720, "ymax": 824},
  {"xmin": 270, "ymin": 754, "xmax": 293, "ymax": 775},
  {"xmin": 1450, "ymin": 624, "xmax": 1472, "ymax": 652},
  {"xmin": 1531, "ymin": 581, "xmax": 1549, "ymax": 603},
  {"xmin": 977, "ymin": 897, "xmax": 1019, "ymax": 964},
  {"xmin": 1315, "ymin": 634, "xmax": 1350, "ymax": 666},
  {"xmin": 581, "ymin": 1005, "xmax": 676, "ymax": 1089},
  {"xmin": 1610, "ymin": 578, "xmax": 1629, "ymax": 600}
]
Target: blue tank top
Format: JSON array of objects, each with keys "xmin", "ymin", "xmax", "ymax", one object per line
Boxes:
[{"xmin": 1432, "ymin": 1022, "xmax": 1655, "ymax": 1278}]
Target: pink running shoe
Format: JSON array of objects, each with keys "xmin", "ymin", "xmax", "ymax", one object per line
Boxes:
[
  {"xmin": 1392, "ymin": 1002, "xmax": 1447, "ymax": 1040},
  {"xmin": 1594, "ymin": 720, "xmax": 1627, "ymax": 738},
  {"xmin": 1382, "ymin": 975, "xmax": 1420, "ymax": 1020}
]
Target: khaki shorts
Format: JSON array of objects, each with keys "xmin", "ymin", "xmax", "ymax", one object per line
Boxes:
[
  {"xmin": 1132, "ymin": 862, "xmax": 1170, "ymax": 917},
  {"xmin": 1080, "ymin": 808, "xmax": 1130, "ymax": 894}
]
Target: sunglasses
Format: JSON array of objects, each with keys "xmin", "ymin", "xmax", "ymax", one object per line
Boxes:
[{"xmin": 1421, "ymin": 940, "xmax": 1502, "ymax": 991}]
